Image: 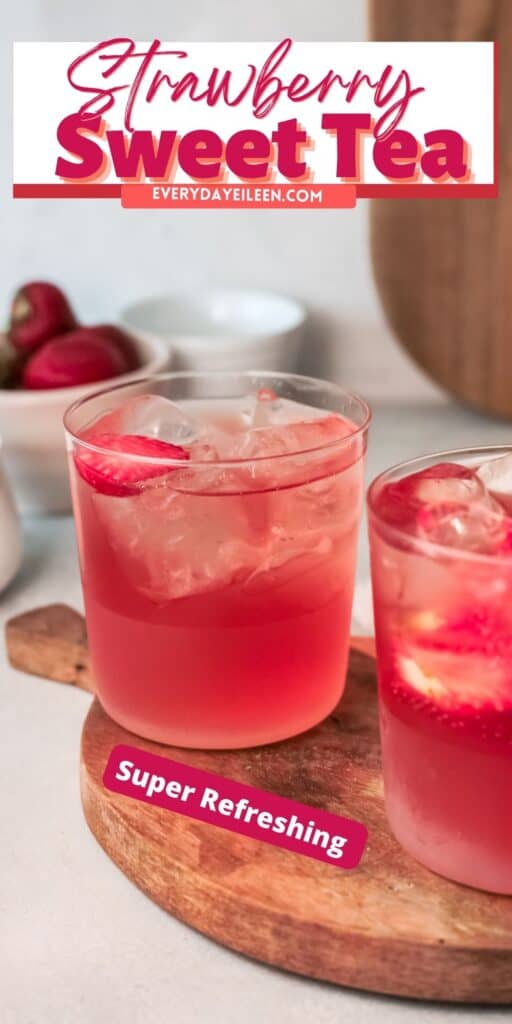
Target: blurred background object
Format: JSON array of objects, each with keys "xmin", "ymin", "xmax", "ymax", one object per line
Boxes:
[
  {"xmin": 0, "ymin": 446, "xmax": 22, "ymax": 592},
  {"xmin": 370, "ymin": 0, "xmax": 510, "ymax": 417},
  {"xmin": 121, "ymin": 288, "xmax": 305, "ymax": 374}
]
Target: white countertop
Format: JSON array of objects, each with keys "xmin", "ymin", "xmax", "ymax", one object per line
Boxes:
[{"xmin": 2, "ymin": 400, "xmax": 512, "ymax": 1024}]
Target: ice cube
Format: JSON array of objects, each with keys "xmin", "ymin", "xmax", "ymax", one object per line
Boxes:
[
  {"xmin": 417, "ymin": 499, "xmax": 507, "ymax": 554},
  {"xmin": 415, "ymin": 473, "xmax": 486, "ymax": 506},
  {"xmin": 119, "ymin": 394, "xmax": 200, "ymax": 446},
  {"xmin": 477, "ymin": 453, "xmax": 512, "ymax": 513},
  {"xmin": 241, "ymin": 392, "xmax": 333, "ymax": 432},
  {"xmin": 249, "ymin": 387, "xmax": 282, "ymax": 428},
  {"xmin": 92, "ymin": 392, "xmax": 359, "ymax": 602},
  {"xmin": 376, "ymin": 463, "xmax": 489, "ymax": 531},
  {"xmin": 235, "ymin": 399, "xmax": 352, "ymax": 461},
  {"xmin": 95, "ymin": 481, "xmax": 269, "ymax": 601}
]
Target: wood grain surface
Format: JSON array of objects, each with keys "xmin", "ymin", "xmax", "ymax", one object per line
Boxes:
[
  {"xmin": 370, "ymin": 1, "xmax": 510, "ymax": 418},
  {"xmin": 6, "ymin": 605, "xmax": 512, "ymax": 1002},
  {"xmin": 6, "ymin": 603, "xmax": 93, "ymax": 692}
]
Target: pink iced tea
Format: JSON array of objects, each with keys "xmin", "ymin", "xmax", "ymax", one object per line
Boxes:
[
  {"xmin": 368, "ymin": 451, "xmax": 512, "ymax": 893},
  {"xmin": 66, "ymin": 373, "xmax": 369, "ymax": 749}
]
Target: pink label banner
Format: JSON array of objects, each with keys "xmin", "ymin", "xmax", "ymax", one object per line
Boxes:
[{"xmin": 103, "ymin": 744, "xmax": 368, "ymax": 869}]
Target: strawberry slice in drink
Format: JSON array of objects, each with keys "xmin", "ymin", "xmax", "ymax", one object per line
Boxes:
[
  {"xmin": 74, "ymin": 433, "xmax": 189, "ymax": 497},
  {"xmin": 395, "ymin": 607, "xmax": 512, "ymax": 713}
]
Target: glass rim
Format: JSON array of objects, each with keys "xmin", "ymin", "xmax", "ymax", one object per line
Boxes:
[
  {"xmin": 63, "ymin": 370, "xmax": 371, "ymax": 468},
  {"xmin": 367, "ymin": 444, "xmax": 512, "ymax": 564}
]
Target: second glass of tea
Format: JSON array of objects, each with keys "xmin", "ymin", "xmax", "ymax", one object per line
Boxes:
[{"xmin": 368, "ymin": 448, "xmax": 512, "ymax": 894}]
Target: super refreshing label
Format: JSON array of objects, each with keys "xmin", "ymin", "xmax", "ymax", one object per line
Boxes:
[{"xmin": 103, "ymin": 744, "xmax": 368, "ymax": 869}]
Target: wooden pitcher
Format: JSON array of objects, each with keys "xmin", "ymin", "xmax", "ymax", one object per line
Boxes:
[{"xmin": 370, "ymin": 1, "xmax": 511, "ymax": 418}]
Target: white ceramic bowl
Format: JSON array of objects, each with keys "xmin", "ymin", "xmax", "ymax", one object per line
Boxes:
[
  {"xmin": 120, "ymin": 288, "xmax": 306, "ymax": 376},
  {"xmin": 0, "ymin": 329, "xmax": 171, "ymax": 514},
  {"xmin": 0, "ymin": 444, "xmax": 22, "ymax": 592}
]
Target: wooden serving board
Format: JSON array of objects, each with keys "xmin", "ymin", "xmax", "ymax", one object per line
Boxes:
[
  {"xmin": 370, "ymin": 1, "xmax": 512, "ymax": 419},
  {"xmin": 6, "ymin": 605, "xmax": 512, "ymax": 1003}
]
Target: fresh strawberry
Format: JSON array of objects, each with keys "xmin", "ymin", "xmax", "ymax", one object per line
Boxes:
[
  {"xmin": 9, "ymin": 281, "xmax": 77, "ymax": 353},
  {"xmin": 92, "ymin": 324, "xmax": 141, "ymax": 372},
  {"xmin": 74, "ymin": 433, "xmax": 189, "ymax": 497},
  {"xmin": 22, "ymin": 328, "xmax": 132, "ymax": 389}
]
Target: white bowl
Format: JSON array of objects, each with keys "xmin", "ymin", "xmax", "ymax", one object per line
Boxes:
[
  {"xmin": 120, "ymin": 288, "xmax": 306, "ymax": 376},
  {"xmin": 0, "ymin": 445, "xmax": 22, "ymax": 592},
  {"xmin": 0, "ymin": 329, "xmax": 171, "ymax": 514}
]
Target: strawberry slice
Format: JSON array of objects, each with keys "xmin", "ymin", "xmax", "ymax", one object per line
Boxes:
[
  {"xmin": 74, "ymin": 433, "xmax": 189, "ymax": 497},
  {"xmin": 394, "ymin": 606, "xmax": 512, "ymax": 712}
]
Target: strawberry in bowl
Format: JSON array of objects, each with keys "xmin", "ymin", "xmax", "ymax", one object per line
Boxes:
[
  {"xmin": 22, "ymin": 327, "xmax": 136, "ymax": 390},
  {"xmin": 0, "ymin": 280, "xmax": 171, "ymax": 512}
]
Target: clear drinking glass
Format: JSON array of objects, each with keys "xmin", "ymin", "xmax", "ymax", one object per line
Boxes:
[
  {"xmin": 65, "ymin": 371, "xmax": 370, "ymax": 749},
  {"xmin": 368, "ymin": 448, "xmax": 512, "ymax": 893}
]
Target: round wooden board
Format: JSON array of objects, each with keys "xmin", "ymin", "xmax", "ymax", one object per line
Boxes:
[{"xmin": 80, "ymin": 639, "xmax": 512, "ymax": 1004}]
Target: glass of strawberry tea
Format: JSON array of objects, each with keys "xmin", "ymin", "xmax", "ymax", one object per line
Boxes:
[
  {"xmin": 65, "ymin": 372, "xmax": 370, "ymax": 749},
  {"xmin": 368, "ymin": 449, "xmax": 512, "ymax": 894}
]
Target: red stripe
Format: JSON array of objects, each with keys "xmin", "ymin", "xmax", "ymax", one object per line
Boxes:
[
  {"xmin": 356, "ymin": 184, "xmax": 498, "ymax": 198},
  {"xmin": 15, "ymin": 182, "xmax": 497, "ymax": 201},
  {"xmin": 13, "ymin": 184, "xmax": 122, "ymax": 198}
]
